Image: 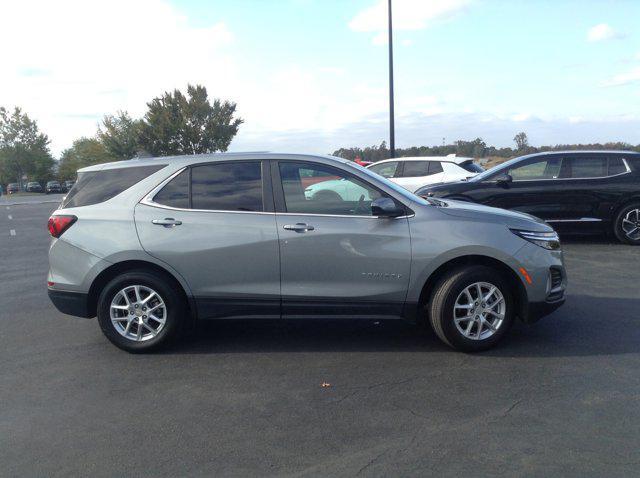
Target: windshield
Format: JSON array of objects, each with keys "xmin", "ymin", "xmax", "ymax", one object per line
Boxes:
[{"xmin": 459, "ymin": 160, "xmax": 484, "ymax": 173}]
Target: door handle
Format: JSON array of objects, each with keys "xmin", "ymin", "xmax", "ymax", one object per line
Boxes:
[
  {"xmin": 283, "ymin": 223, "xmax": 315, "ymax": 233},
  {"xmin": 152, "ymin": 218, "xmax": 182, "ymax": 228}
]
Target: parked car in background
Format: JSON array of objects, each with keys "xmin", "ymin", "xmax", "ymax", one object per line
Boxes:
[
  {"xmin": 7, "ymin": 183, "xmax": 20, "ymax": 194},
  {"xmin": 26, "ymin": 182, "xmax": 43, "ymax": 193},
  {"xmin": 46, "ymin": 181, "xmax": 62, "ymax": 194},
  {"xmin": 63, "ymin": 180, "xmax": 75, "ymax": 193},
  {"xmin": 47, "ymin": 153, "xmax": 565, "ymax": 353},
  {"xmin": 418, "ymin": 151, "xmax": 640, "ymax": 245},
  {"xmin": 367, "ymin": 155, "xmax": 484, "ymax": 192}
]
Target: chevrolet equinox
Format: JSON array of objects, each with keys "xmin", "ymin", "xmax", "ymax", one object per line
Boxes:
[{"xmin": 47, "ymin": 153, "xmax": 566, "ymax": 352}]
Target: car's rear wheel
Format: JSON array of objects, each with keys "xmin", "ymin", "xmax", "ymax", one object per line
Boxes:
[
  {"xmin": 614, "ymin": 203, "xmax": 640, "ymax": 245},
  {"xmin": 97, "ymin": 271, "xmax": 185, "ymax": 353},
  {"xmin": 428, "ymin": 266, "xmax": 514, "ymax": 352}
]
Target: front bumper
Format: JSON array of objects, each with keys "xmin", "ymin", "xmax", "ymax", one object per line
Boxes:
[
  {"xmin": 522, "ymin": 296, "xmax": 565, "ymax": 323},
  {"xmin": 48, "ymin": 289, "xmax": 93, "ymax": 318}
]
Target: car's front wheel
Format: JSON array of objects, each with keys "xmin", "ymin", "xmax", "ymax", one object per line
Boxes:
[
  {"xmin": 614, "ymin": 203, "xmax": 640, "ymax": 245},
  {"xmin": 96, "ymin": 271, "xmax": 185, "ymax": 353},
  {"xmin": 428, "ymin": 266, "xmax": 515, "ymax": 352}
]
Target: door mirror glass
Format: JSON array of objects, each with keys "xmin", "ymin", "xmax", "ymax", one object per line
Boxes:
[
  {"xmin": 495, "ymin": 173, "xmax": 513, "ymax": 184},
  {"xmin": 371, "ymin": 197, "xmax": 404, "ymax": 217}
]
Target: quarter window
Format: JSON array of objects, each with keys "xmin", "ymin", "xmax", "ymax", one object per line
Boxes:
[
  {"xmin": 279, "ymin": 162, "xmax": 386, "ymax": 216},
  {"xmin": 191, "ymin": 162, "xmax": 263, "ymax": 211},
  {"xmin": 368, "ymin": 161, "xmax": 399, "ymax": 178},
  {"xmin": 608, "ymin": 157, "xmax": 627, "ymax": 176}
]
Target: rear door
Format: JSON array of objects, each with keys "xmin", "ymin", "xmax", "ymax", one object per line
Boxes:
[
  {"xmin": 135, "ymin": 161, "xmax": 281, "ymax": 319},
  {"xmin": 273, "ymin": 160, "xmax": 411, "ymax": 318}
]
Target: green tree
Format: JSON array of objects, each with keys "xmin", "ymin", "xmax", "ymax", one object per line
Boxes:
[
  {"xmin": 98, "ymin": 111, "xmax": 143, "ymax": 160},
  {"xmin": 514, "ymin": 132, "xmax": 529, "ymax": 151},
  {"xmin": 58, "ymin": 137, "xmax": 115, "ymax": 180},
  {"xmin": 0, "ymin": 106, "xmax": 54, "ymax": 186},
  {"xmin": 138, "ymin": 84, "xmax": 243, "ymax": 156},
  {"xmin": 455, "ymin": 138, "xmax": 486, "ymax": 158}
]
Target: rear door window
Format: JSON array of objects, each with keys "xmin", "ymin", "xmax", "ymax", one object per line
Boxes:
[
  {"xmin": 401, "ymin": 161, "xmax": 430, "ymax": 177},
  {"xmin": 62, "ymin": 164, "xmax": 166, "ymax": 208},
  {"xmin": 154, "ymin": 169, "xmax": 190, "ymax": 209},
  {"xmin": 428, "ymin": 162, "xmax": 444, "ymax": 174},
  {"xmin": 191, "ymin": 162, "xmax": 263, "ymax": 212},
  {"xmin": 567, "ymin": 156, "xmax": 607, "ymax": 178}
]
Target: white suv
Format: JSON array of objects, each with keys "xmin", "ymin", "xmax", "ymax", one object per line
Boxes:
[{"xmin": 367, "ymin": 155, "xmax": 484, "ymax": 192}]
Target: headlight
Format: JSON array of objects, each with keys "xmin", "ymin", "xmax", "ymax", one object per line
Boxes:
[{"xmin": 511, "ymin": 229, "xmax": 560, "ymax": 250}]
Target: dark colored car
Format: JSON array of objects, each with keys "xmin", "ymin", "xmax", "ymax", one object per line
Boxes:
[
  {"xmin": 63, "ymin": 180, "xmax": 75, "ymax": 193},
  {"xmin": 7, "ymin": 183, "xmax": 20, "ymax": 194},
  {"xmin": 46, "ymin": 181, "xmax": 62, "ymax": 194},
  {"xmin": 417, "ymin": 151, "xmax": 640, "ymax": 245},
  {"xmin": 26, "ymin": 181, "xmax": 43, "ymax": 193}
]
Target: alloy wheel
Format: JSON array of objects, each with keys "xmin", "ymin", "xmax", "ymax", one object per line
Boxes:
[
  {"xmin": 453, "ymin": 281, "xmax": 505, "ymax": 340},
  {"xmin": 622, "ymin": 209, "xmax": 640, "ymax": 241},
  {"xmin": 110, "ymin": 285, "xmax": 167, "ymax": 342}
]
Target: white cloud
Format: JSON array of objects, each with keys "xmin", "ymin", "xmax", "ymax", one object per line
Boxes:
[
  {"xmin": 601, "ymin": 67, "xmax": 640, "ymax": 87},
  {"xmin": 0, "ymin": 0, "xmax": 236, "ymax": 154},
  {"xmin": 349, "ymin": 0, "xmax": 472, "ymax": 45},
  {"xmin": 587, "ymin": 23, "xmax": 624, "ymax": 42},
  {"xmin": 512, "ymin": 113, "xmax": 532, "ymax": 122}
]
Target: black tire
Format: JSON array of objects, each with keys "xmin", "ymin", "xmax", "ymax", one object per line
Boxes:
[
  {"xmin": 96, "ymin": 270, "xmax": 186, "ymax": 353},
  {"xmin": 613, "ymin": 202, "xmax": 640, "ymax": 245},
  {"xmin": 428, "ymin": 265, "xmax": 515, "ymax": 352}
]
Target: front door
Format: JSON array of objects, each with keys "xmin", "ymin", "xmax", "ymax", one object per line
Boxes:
[
  {"xmin": 273, "ymin": 160, "xmax": 411, "ymax": 318},
  {"xmin": 483, "ymin": 155, "xmax": 568, "ymax": 221},
  {"xmin": 135, "ymin": 161, "xmax": 281, "ymax": 319}
]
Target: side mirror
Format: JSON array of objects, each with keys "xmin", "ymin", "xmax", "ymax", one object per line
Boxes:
[
  {"xmin": 495, "ymin": 173, "xmax": 513, "ymax": 186},
  {"xmin": 371, "ymin": 197, "xmax": 404, "ymax": 217}
]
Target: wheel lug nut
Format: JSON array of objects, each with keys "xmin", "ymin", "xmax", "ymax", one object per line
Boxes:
[
  {"xmin": 135, "ymin": 304, "xmax": 138, "ymax": 308},
  {"xmin": 142, "ymin": 315, "xmax": 147, "ymax": 319}
]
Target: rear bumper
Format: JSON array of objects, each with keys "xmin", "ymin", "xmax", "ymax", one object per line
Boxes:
[{"xmin": 48, "ymin": 289, "xmax": 93, "ymax": 318}]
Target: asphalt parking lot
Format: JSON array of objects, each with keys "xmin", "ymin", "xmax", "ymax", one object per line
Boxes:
[{"xmin": 1, "ymin": 198, "xmax": 639, "ymax": 477}]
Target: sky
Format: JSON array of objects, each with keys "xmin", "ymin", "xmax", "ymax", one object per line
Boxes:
[{"xmin": 0, "ymin": 0, "xmax": 639, "ymax": 156}]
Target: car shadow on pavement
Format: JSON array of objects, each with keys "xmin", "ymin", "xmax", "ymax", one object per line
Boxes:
[{"xmin": 164, "ymin": 295, "xmax": 639, "ymax": 358}]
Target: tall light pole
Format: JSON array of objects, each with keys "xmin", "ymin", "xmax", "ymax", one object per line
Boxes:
[{"xmin": 388, "ymin": 0, "xmax": 395, "ymax": 158}]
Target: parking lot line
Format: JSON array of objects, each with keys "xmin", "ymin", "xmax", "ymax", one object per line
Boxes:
[
  {"xmin": 8, "ymin": 214, "xmax": 12, "ymax": 220},
  {"xmin": 10, "ymin": 229, "xmax": 16, "ymax": 236}
]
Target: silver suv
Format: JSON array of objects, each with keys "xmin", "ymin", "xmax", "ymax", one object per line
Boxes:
[{"xmin": 47, "ymin": 153, "xmax": 566, "ymax": 353}]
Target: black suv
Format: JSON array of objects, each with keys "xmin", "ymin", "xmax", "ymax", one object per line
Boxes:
[
  {"xmin": 45, "ymin": 181, "xmax": 62, "ymax": 194},
  {"xmin": 418, "ymin": 151, "xmax": 640, "ymax": 245},
  {"xmin": 26, "ymin": 182, "xmax": 43, "ymax": 193}
]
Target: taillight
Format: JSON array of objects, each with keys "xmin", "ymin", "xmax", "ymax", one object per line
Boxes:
[{"xmin": 48, "ymin": 215, "xmax": 77, "ymax": 238}]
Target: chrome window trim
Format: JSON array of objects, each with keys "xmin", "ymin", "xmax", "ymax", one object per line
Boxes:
[
  {"xmin": 498, "ymin": 158, "xmax": 632, "ymax": 183},
  {"xmin": 546, "ymin": 218, "xmax": 602, "ymax": 223},
  {"xmin": 140, "ymin": 166, "xmax": 413, "ymax": 219}
]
